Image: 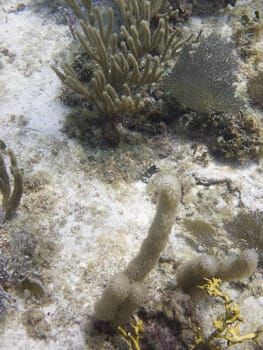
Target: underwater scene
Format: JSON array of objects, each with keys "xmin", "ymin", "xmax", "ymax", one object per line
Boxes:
[{"xmin": 0, "ymin": 0, "xmax": 263, "ymax": 349}]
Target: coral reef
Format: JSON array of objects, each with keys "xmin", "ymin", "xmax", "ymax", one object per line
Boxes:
[
  {"xmin": 161, "ymin": 25, "xmax": 263, "ymax": 161},
  {"xmin": 207, "ymin": 111, "xmax": 263, "ymax": 161},
  {"xmin": 137, "ymin": 289, "xmax": 200, "ymax": 350},
  {"xmin": 53, "ymin": 0, "xmax": 186, "ymax": 145},
  {"xmin": 175, "ymin": 110, "xmax": 263, "ymax": 161},
  {"xmin": 94, "ymin": 175, "xmax": 182, "ymax": 327}
]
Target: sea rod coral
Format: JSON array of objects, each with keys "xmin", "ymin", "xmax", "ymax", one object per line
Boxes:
[
  {"xmin": 52, "ymin": 0, "xmax": 186, "ymax": 145},
  {"xmin": 0, "ymin": 142, "xmax": 23, "ymax": 225}
]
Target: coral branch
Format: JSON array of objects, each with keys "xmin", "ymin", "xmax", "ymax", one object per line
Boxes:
[{"xmin": 0, "ymin": 143, "xmax": 23, "ymax": 224}]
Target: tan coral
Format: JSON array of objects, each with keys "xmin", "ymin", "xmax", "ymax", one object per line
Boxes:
[{"xmin": 52, "ymin": 0, "xmax": 186, "ymax": 145}]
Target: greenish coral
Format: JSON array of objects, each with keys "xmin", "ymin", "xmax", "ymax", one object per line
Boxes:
[
  {"xmin": 163, "ymin": 32, "xmax": 244, "ymax": 114},
  {"xmin": 53, "ymin": 0, "xmax": 186, "ymax": 145}
]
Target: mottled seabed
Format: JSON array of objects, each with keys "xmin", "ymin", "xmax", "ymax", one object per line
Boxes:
[{"xmin": 0, "ymin": 1, "xmax": 262, "ymax": 349}]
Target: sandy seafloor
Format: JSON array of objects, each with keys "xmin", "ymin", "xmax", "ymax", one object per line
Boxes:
[{"xmin": 0, "ymin": 0, "xmax": 263, "ymax": 349}]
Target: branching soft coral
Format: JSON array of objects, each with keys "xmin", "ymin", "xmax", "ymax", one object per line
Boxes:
[
  {"xmin": 0, "ymin": 142, "xmax": 23, "ymax": 225},
  {"xmin": 191, "ymin": 278, "xmax": 263, "ymax": 349}
]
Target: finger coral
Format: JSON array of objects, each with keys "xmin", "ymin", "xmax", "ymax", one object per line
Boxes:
[
  {"xmin": 94, "ymin": 174, "xmax": 182, "ymax": 327},
  {"xmin": 176, "ymin": 249, "xmax": 258, "ymax": 292}
]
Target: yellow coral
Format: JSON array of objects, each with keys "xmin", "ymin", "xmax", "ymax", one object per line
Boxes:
[
  {"xmin": 191, "ymin": 278, "xmax": 263, "ymax": 349},
  {"xmin": 118, "ymin": 318, "xmax": 144, "ymax": 350}
]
